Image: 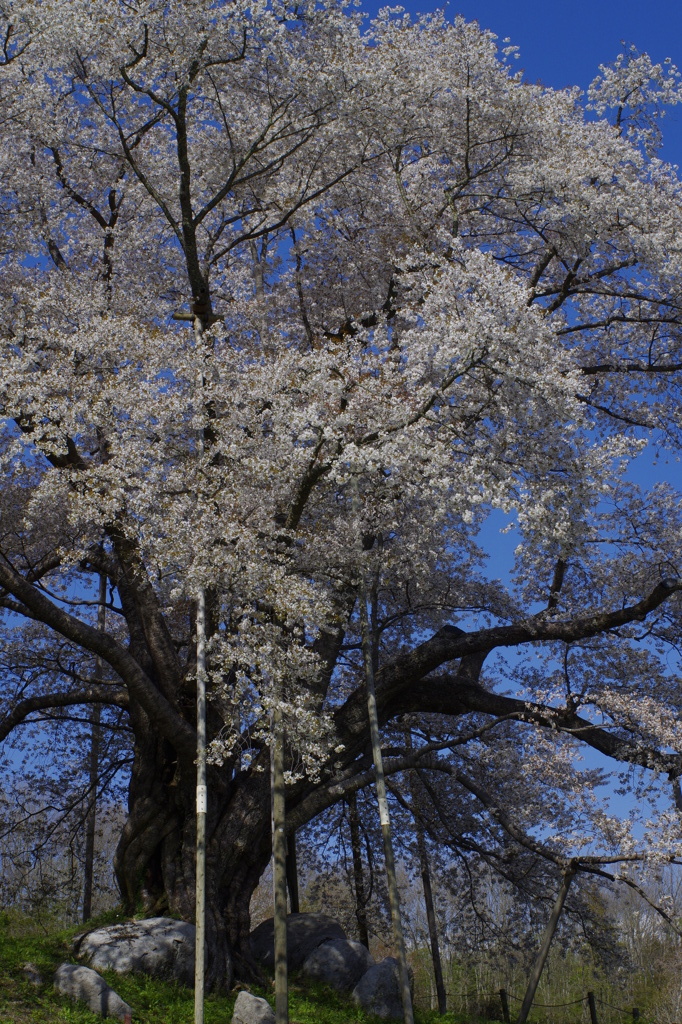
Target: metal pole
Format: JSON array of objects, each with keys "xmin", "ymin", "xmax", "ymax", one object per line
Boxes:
[
  {"xmin": 517, "ymin": 868, "xmax": 575, "ymax": 1024},
  {"xmin": 271, "ymin": 705, "xmax": 288, "ymax": 1024}
]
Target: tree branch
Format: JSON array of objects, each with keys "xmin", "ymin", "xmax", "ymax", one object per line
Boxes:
[
  {"xmin": 0, "ymin": 685, "xmax": 129, "ymax": 742},
  {"xmin": 0, "ymin": 557, "xmax": 195, "ymax": 759}
]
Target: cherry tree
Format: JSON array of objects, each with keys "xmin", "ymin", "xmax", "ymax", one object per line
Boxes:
[{"xmin": 2, "ymin": 0, "xmax": 682, "ymax": 988}]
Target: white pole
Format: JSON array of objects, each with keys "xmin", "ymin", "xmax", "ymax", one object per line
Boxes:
[
  {"xmin": 271, "ymin": 704, "xmax": 289, "ymax": 1023},
  {"xmin": 194, "ymin": 590, "xmax": 207, "ymax": 1024},
  {"xmin": 358, "ymin": 591, "xmax": 415, "ymax": 1024},
  {"xmin": 194, "ymin": 316, "xmax": 208, "ymax": 1024}
]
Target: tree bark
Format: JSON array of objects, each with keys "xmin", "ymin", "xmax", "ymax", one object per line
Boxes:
[{"xmin": 113, "ymin": 718, "xmax": 274, "ymax": 989}]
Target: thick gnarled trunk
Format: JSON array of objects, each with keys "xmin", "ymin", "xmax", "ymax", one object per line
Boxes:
[{"xmin": 114, "ymin": 729, "xmax": 273, "ymax": 991}]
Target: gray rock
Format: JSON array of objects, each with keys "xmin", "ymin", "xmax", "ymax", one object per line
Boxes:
[
  {"xmin": 347, "ymin": 939, "xmax": 374, "ymax": 964},
  {"xmin": 21, "ymin": 962, "xmax": 43, "ymax": 986},
  {"xmin": 352, "ymin": 956, "xmax": 413, "ymax": 1020},
  {"xmin": 54, "ymin": 963, "xmax": 133, "ymax": 1020},
  {"xmin": 77, "ymin": 916, "xmax": 209, "ymax": 988},
  {"xmin": 250, "ymin": 913, "xmax": 346, "ymax": 971},
  {"xmin": 301, "ymin": 937, "xmax": 374, "ymax": 992},
  {"xmin": 231, "ymin": 990, "xmax": 276, "ymax": 1024}
]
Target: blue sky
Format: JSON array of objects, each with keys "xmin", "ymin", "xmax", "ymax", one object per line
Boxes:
[{"xmin": 367, "ymin": 0, "xmax": 682, "ymax": 165}]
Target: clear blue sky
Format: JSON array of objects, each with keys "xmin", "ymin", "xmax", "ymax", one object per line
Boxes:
[{"xmin": 366, "ymin": 0, "xmax": 682, "ymax": 164}]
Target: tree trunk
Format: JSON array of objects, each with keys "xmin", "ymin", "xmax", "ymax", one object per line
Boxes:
[{"xmin": 113, "ymin": 719, "xmax": 274, "ymax": 991}]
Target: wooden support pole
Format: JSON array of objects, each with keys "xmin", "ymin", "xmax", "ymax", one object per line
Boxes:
[
  {"xmin": 286, "ymin": 832, "xmax": 300, "ymax": 915},
  {"xmin": 406, "ymin": 729, "xmax": 446, "ymax": 1014},
  {"xmin": 359, "ymin": 589, "xmax": 414, "ymax": 1024},
  {"xmin": 499, "ymin": 988, "xmax": 511, "ymax": 1024},
  {"xmin": 194, "ymin": 314, "xmax": 208, "ymax": 1024},
  {"xmin": 352, "ymin": 475, "xmax": 412, "ymax": 1023},
  {"xmin": 516, "ymin": 867, "xmax": 575, "ymax": 1024},
  {"xmin": 194, "ymin": 587, "xmax": 207, "ymax": 1024},
  {"xmin": 82, "ymin": 572, "xmax": 106, "ymax": 923},
  {"xmin": 348, "ymin": 793, "xmax": 370, "ymax": 948},
  {"xmin": 82, "ymin": 700, "xmax": 101, "ymax": 921},
  {"xmin": 587, "ymin": 991, "xmax": 598, "ymax": 1024},
  {"xmin": 417, "ymin": 838, "xmax": 446, "ymax": 1014}
]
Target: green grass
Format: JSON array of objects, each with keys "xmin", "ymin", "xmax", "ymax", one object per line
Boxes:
[{"xmin": 0, "ymin": 913, "xmax": 475, "ymax": 1024}]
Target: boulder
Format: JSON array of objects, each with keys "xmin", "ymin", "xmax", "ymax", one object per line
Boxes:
[
  {"xmin": 21, "ymin": 962, "xmax": 43, "ymax": 986},
  {"xmin": 249, "ymin": 913, "xmax": 346, "ymax": 971},
  {"xmin": 54, "ymin": 963, "xmax": 133, "ymax": 1020},
  {"xmin": 77, "ymin": 916, "xmax": 205, "ymax": 988},
  {"xmin": 352, "ymin": 956, "xmax": 412, "ymax": 1020},
  {"xmin": 232, "ymin": 990, "xmax": 276, "ymax": 1024},
  {"xmin": 301, "ymin": 937, "xmax": 374, "ymax": 992}
]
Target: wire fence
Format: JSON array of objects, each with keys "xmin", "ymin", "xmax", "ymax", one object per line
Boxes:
[
  {"xmin": 507, "ymin": 992, "xmax": 586, "ymax": 1008},
  {"xmin": 125, "ymin": 981, "xmax": 651, "ymax": 1024},
  {"xmin": 476, "ymin": 987, "xmax": 644, "ymax": 1024}
]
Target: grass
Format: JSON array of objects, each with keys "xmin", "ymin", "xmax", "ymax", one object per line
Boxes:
[{"xmin": 0, "ymin": 912, "xmax": 476, "ymax": 1024}]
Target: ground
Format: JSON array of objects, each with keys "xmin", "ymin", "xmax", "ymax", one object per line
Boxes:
[{"xmin": 0, "ymin": 911, "xmax": 473, "ymax": 1024}]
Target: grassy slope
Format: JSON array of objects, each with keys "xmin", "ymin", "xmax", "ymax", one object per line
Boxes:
[{"xmin": 0, "ymin": 914, "xmax": 471, "ymax": 1024}]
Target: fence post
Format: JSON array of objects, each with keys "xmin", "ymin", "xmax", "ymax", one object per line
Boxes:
[
  {"xmin": 499, "ymin": 988, "xmax": 511, "ymax": 1024},
  {"xmin": 632, "ymin": 1009, "xmax": 640, "ymax": 1022},
  {"xmin": 587, "ymin": 992, "xmax": 598, "ymax": 1024}
]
